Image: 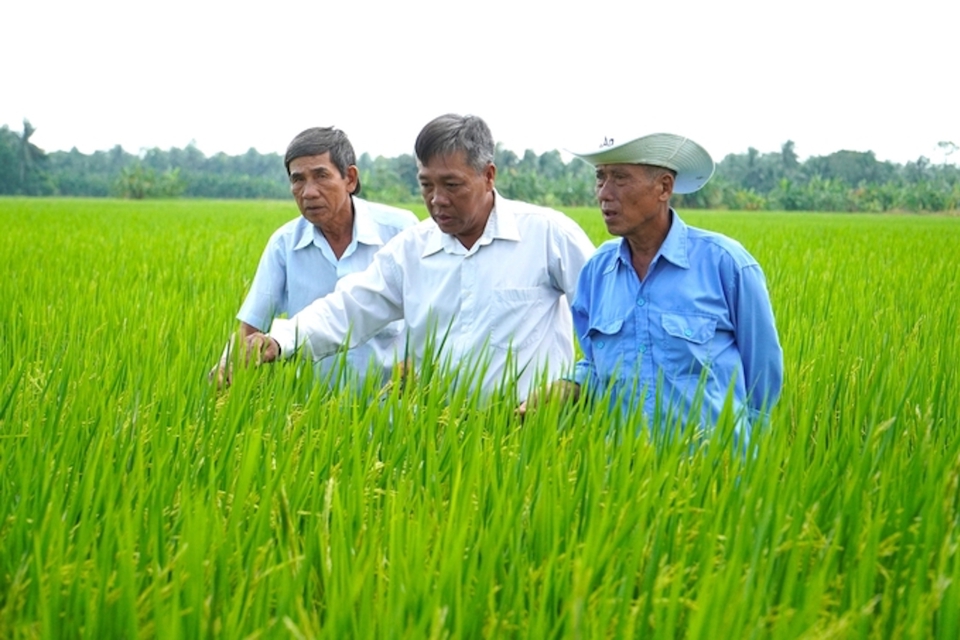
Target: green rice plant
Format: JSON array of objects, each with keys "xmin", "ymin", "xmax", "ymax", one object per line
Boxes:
[{"xmin": 1, "ymin": 198, "xmax": 958, "ymax": 638}]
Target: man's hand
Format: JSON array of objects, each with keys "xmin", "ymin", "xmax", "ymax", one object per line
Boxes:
[
  {"xmin": 379, "ymin": 358, "xmax": 417, "ymax": 397},
  {"xmin": 244, "ymin": 332, "xmax": 281, "ymax": 365},
  {"xmin": 208, "ymin": 325, "xmax": 275, "ymax": 389},
  {"xmin": 516, "ymin": 380, "xmax": 580, "ymax": 418},
  {"xmin": 208, "ymin": 334, "xmax": 238, "ymax": 389},
  {"xmin": 208, "ymin": 360, "xmax": 233, "ymax": 389}
]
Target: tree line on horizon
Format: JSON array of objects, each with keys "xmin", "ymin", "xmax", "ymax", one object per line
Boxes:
[{"xmin": 2, "ymin": 120, "xmax": 958, "ymax": 213}]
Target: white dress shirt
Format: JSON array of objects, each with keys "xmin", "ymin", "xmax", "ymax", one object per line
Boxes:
[{"xmin": 270, "ymin": 192, "xmax": 595, "ymax": 400}]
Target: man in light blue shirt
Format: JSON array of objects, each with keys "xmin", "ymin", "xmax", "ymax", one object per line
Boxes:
[
  {"xmin": 211, "ymin": 127, "xmax": 418, "ymax": 387},
  {"xmin": 527, "ymin": 133, "xmax": 782, "ymax": 445}
]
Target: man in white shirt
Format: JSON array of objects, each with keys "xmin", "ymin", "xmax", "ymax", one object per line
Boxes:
[
  {"xmin": 210, "ymin": 127, "xmax": 418, "ymax": 387},
  {"xmin": 246, "ymin": 114, "xmax": 595, "ymax": 401}
]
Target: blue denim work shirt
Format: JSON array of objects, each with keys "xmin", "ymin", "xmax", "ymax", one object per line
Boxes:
[{"xmin": 571, "ymin": 210, "xmax": 783, "ymax": 444}]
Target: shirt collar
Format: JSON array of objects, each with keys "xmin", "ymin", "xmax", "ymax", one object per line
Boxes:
[
  {"xmin": 351, "ymin": 197, "xmax": 387, "ymax": 247},
  {"xmin": 292, "ymin": 196, "xmax": 381, "ymax": 252},
  {"xmin": 293, "ymin": 218, "xmax": 316, "ymax": 251},
  {"xmin": 658, "ymin": 209, "xmax": 690, "ymax": 269},
  {"xmin": 421, "ymin": 189, "xmax": 519, "ymax": 257},
  {"xmin": 610, "ymin": 208, "xmax": 690, "ymax": 273}
]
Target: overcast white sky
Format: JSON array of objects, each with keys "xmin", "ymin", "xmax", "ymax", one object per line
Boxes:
[{"xmin": 3, "ymin": 0, "xmax": 958, "ymax": 165}]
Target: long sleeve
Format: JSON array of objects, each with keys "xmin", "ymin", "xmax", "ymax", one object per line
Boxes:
[
  {"xmin": 548, "ymin": 213, "xmax": 596, "ymax": 299},
  {"xmin": 270, "ymin": 247, "xmax": 404, "ymax": 360},
  {"xmin": 570, "ymin": 261, "xmax": 598, "ymax": 388},
  {"xmin": 733, "ymin": 264, "xmax": 783, "ymax": 419},
  {"xmin": 571, "ymin": 313, "xmax": 598, "ymax": 388}
]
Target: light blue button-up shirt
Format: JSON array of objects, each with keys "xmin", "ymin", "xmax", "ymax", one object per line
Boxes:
[
  {"xmin": 237, "ymin": 197, "xmax": 418, "ymax": 384},
  {"xmin": 572, "ymin": 210, "xmax": 783, "ymax": 444}
]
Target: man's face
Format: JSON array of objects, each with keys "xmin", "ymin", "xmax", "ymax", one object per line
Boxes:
[
  {"xmin": 595, "ymin": 163, "xmax": 672, "ymax": 238},
  {"xmin": 418, "ymin": 151, "xmax": 496, "ymax": 248},
  {"xmin": 289, "ymin": 153, "xmax": 358, "ymax": 229}
]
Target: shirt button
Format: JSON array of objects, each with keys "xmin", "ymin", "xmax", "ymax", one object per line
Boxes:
[
  {"xmin": 597, "ymin": 341, "xmax": 605, "ymax": 349},
  {"xmin": 636, "ymin": 298, "xmax": 645, "ymax": 307},
  {"xmin": 684, "ymin": 329, "xmax": 693, "ymax": 337},
  {"xmin": 638, "ymin": 344, "xmax": 647, "ymax": 353}
]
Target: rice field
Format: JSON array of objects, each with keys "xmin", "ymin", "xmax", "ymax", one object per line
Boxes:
[{"xmin": 1, "ymin": 197, "xmax": 958, "ymax": 638}]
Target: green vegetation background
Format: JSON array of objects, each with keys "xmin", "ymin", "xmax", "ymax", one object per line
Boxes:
[{"xmin": 3, "ymin": 121, "xmax": 959, "ymax": 212}]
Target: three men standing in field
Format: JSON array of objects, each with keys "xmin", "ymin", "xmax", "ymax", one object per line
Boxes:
[{"xmin": 227, "ymin": 116, "xmax": 782, "ymax": 439}]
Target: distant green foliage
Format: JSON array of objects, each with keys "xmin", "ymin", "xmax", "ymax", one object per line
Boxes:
[
  {"xmin": 3, "ymin": 135, "xmax": 293, "ymax": 200},
  {"xmin": 113, "ymin": 163, "xmax": 185, "ymax": 199},
  {"xmin": 356, "ymin": 152, "xmax": 420, "ymax": 204},
  {"xmin": 1, "ymin": 120, "xmax": 958, "ymax": 210},
  {"xmin": 0, "ymin": 121, "xmax": 54, "ymax": 196},
  {"xmin": 675, "ymin": 142, "xmax": 960, "ymax": 212}
]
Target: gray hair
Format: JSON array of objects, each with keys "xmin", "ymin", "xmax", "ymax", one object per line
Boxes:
[
  {"xmin": 284, "ymin": 127, "xmax": 361, "ymax": 195},
  {"xmin": 414, "ymin": 114, "xmax": 494, "ymax": 173}
]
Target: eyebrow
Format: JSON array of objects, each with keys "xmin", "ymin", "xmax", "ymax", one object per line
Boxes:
[{"xmin": 291, "ymin": 166, "xmax": 332, "ymax": 178}]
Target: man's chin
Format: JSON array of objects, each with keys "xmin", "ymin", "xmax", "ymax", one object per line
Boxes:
[
  {"xmin": 603, "ymin": 221, "xmax": 622, "ymax": 235},
  {"xmin": 301, "ymin": 210, "xmax": 328, "ymax": 224},
  {"xmin": 433, "ymin": 218, "xmax": 457, "ymax": 233}
]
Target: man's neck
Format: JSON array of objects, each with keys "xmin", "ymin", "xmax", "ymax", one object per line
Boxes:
[
  {"xmin": 318, "ymin": 201, "xmax": 355, "ymax": 259},
  {"xmin": 454, "ymin": 193, "xmax": 495, "ymax": 250},
  {"xmin": 625, "ymin": 209, "xmax": 672, "ymax": 281}
]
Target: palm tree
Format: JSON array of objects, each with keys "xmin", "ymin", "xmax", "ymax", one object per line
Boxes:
[{"xmin": 18, "ymin": 119, "xmax": 46, "ymax": 194}]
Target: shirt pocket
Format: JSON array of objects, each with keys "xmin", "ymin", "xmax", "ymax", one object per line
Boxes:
[
  {"xmin": 659, "ymin": 313, "xmax": 718, "ymax": 378},
  {"xmin": 585, "ymin": 318, "xmax": 627, "ymax": 378},
  {"xmin": 489, "ymin": 287, "xmax": 550, "ymax": 350}
]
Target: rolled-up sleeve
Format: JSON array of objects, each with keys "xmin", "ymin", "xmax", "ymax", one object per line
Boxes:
[{"xmin": 237, "ymin": 237, "xmax": 286, "ymax": 332}]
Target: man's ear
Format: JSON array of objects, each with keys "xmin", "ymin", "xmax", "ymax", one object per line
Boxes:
[
  {"xmin": 658, "ymin": 172, "xmax": 675, "ymax": 202},
  {"xmin": 483, "ymin": 162, "xmax": 497, "ymax": 190},
  {"xmin": 346, "ymin": 165, "xmax": 360, "ymax": 194}
]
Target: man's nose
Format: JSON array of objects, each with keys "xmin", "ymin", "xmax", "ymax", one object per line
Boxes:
[
  {"xmin": 302, "ymin": 179, "xmax": 321, "ymax": 198},
  {"xmin": 596, "ymin": 179, "xmax": 613, "ymax": 201}
]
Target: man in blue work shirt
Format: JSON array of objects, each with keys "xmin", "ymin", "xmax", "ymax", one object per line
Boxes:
[{"xmin": 524, "ymin": 133, "xmax": 782, "ymax": 446}]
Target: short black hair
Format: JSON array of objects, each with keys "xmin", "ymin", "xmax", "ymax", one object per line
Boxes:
[
  {"xmin": 414, "ymin": 114, "xmax": 494, "ymax": 173},
  {"xmin": 284, "ymin": 127, "xmax": 361, "ymax": 195}
]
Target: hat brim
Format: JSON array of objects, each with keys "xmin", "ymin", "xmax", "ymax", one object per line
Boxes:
[{"xmin": 568, "ymin": 133, "xmax": 715, "ymax": 194}]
